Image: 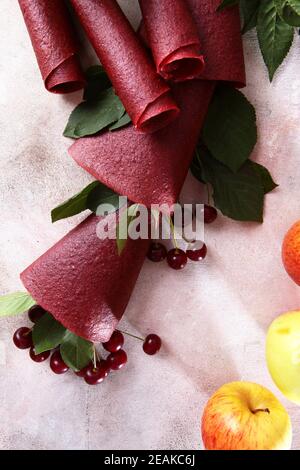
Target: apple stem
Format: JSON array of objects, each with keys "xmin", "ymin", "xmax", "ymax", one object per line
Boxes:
[{"xmin": 252, "ymin": 408, "xmax": 270, "ymax": 415}]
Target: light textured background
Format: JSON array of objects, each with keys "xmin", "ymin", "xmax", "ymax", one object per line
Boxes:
[{"xmin": 0, "ymin": 0, "xmax": 300, "ymax": 450}]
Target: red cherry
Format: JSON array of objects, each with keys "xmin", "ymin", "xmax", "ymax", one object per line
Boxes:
[
  {"xmin": 187, "ymin": 242, "xmax": 207, "ymax": 262},
  {"xmin": 147, "ymin": 242, "xmax": 167, "ymax": 262},
  {"xmin": 203, "ymin": 205, "xmax": 218, "ymax": 224},
  {"xmin": 75, "ymin": 363, "xmax": 91, "ymax": 377},
  {"xmin": 28, "ymin": 305, "xmax": 46, "ymax": 323},
  {"xmin": 103, "ymin": 330, "xmax": 124, "ymax": 353},
  {"xmin": 50, "ymin": 351, "xmax": 69, "ymax": 374},
  {"xmin": 107, "ymin": 350, "xmax": 127, "ymax": 370},
  {"xmin": 13, "ymin": 327, "xmax": 33, "ymax": 349},
  {"xmin": 84, "ymin": 360, "xmax": 109, "ymax": 385},
  {"xmin": 143, "ymin": 334, "xmax": 162, "ymax": 355},
  {"xmin": 167, "ymin": 249, "xmax": 187, "ymax": 270},
  {"xmin": 29, "ymin": 346, "xmax": 50, "ymax": 363}
]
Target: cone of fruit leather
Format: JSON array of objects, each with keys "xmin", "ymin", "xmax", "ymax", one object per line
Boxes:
[
  {"xmin": 68, "ymin": 0, "xmax": 179, "ymax": 133},
  {"xmin": 138, "ymin": 0, "xmax": 205, "ymax": 82},
  {"xmin": 69, "ymin": 0, "xmax": 245, "ymax": 208},
  {"xmin": 20, "ymin": 214, "xmax": 149, "ymax": 343},
  {"xmin": 18, "ymin": 0, "xmax": 85, "ymax": 94}
]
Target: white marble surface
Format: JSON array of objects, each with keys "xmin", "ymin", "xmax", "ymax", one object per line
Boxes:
[{"xmin": 0, "ymin": 0, "xmax": 300, "ymax": 450}]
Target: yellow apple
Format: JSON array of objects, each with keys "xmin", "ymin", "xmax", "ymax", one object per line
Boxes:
[
  {"xmin": 266, "ymin": 310, "xmax": 300, "ymax": 405},
  {"xmin": 201, "ymin": 382, "xmax": 292, "ymax": 450}
]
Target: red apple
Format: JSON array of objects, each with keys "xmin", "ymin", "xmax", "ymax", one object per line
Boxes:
[{"xmin": 201, "ymin": 382, "xmax": 292, "ymax": 450}]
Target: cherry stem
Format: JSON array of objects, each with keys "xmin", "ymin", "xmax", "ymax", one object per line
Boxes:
[
  {"xmin": 93, "ymin": 345, "xmax": 97, "ymax": 369},
  {"xmin": 118, "ymin": 329, "xmax": 144, "ymax": 342},
  {"xmin": 96, "ymin": 347, "xmax": 101, "ymax": 362},
  {"xmin": 251, "ymin": 408, "xmax": 270, "ymax": 415},
  {"xmin": 169, "ymin": 216, "xmax": 178, "ymax": 250},
  {"xmin": 173, "ymin": 201, "xmax": 194, "ymax": 245},
  {"xmin": 182, "ymin": 234, "xmax": 196, "ymax": 244},
  {"xmin": 206, "ymin": 184, "xmax": 211, "ymax": 206}
]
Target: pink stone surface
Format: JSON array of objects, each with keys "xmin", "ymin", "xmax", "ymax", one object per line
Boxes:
[{"xmin": 0, "ymin": 0, "xmax": 300, "ymax": 450}]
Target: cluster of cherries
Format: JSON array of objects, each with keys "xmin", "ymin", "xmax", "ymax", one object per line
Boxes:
[
  {"xmin": 147, "ymin": 204, "xmax": 217, "ymax": 270},
  {"xmin": 13, "ymin": 305, "xmax": 162, "ymax": 386}
]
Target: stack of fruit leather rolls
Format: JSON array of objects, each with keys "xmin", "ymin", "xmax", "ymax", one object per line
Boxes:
[
  {"xmin": 18, "ymin": 0, "xmax": 85, "ymax": 93},
  {"xmin": 69, "ymin": 0, "xmax": 245, "ymax": 208},
  {"xmin": 21, "ymin": 0, "xmax": 245, "ymax": 343},
  {"xmin": 69, "ymin": 0, "xmax": 180, "ymax": 133}
]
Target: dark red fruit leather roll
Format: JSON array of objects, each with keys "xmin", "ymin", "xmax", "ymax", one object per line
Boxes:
[
  {"xmin": 21, "ymin": 214, "xmax": 149, "ymax": 343},
  {"xmin": 69, "ymin": 0, "xmax": 179, "ymax": 133},
  {"xmin": 139, "ymin": 0, "xmax": 204, "ymax": 82},
  {"xmin": 189, "ymin": 0, "xmax": 245, "ymax": 87},
  {"xmin": 18, "ymin": 0, "xmax": 85, "ymax": 94},
  {"xmin": 69, "ymin": 1, "xmax": 245, "ymax": 207}
]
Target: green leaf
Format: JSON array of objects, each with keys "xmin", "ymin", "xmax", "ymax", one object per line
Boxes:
[
  {"xmin": 32, "ymin": 313, "xmax": 67, "ymax": 354},
  {"xmin": 278, "ymin": 0, "xmax": 300, "ymax": 26},
  {"xmin": 257, "ymin": 1, "xmax": 294, "ymax": 81},
  {"xmin": 60, "ymin": 332, "xmax": 94, "ymax": 372},
  {"xmin": 0, "ymin": 292, "xmax": 35, "ymax": 318},
  {"xmin": 202, "ymin": 85, "xmax": 257, "ymax": 173},
  {"xmin": 109, "ymin": 113, "xmax": 131, "ymax": 131},
  {"xmin": 116, "ymin": 204, "xmax": 140, "ymax": 255},
  {"xmin": 64, "ymin": 88, "xmax": 125, "ymax": 139},
  {"xmin": 51, "ymin": 181, "xmax": 100, "ymax": 223},
  {"xmin": 198, "ymin": 147, "xmax": 265, "ymax": 222},
  {"xmin": 251, "ymin": 161, "xmax": 278, "ymax": 193},
  {"xmin": 287, "ymin": 0, "xmax": 300, "ymax": 14},
  {"xmin": 83, "ymin": 65, "xmax": 111, "ymax": 101},
  {"xmin": 217, "ymin": 0, "xmax": 239, "ymax": 11},
  {"xmin": 51, "ymin": 181, "xmax": 121, "ymax": 222},
  {"xmin": 241, "ymin": 0, "xmax": 260, "ymax": 33},
  {"xmin": 86, "ymin": 183, "xmax": 120, "ymax": 214}
]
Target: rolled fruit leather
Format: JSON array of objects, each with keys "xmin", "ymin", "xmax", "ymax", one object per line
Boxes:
[
  {"xmin": 18, "ymin": 0, "xmax": 85, "ymax": 93},
  {"xmin": 69, "ymin": 0, "xmax": 245, "ymax": 208},
  {"xmin": 138, "ymin": 0, "xmax": 205, "ymax": 82},
  {"xmin": 69, "ymin": 0, "xmax": 179, "ymax": 133},
  {"xmin": 21, "ymin": 214, "xmax": 150, "ymax": 343},
  {"xmin": 21, "ymin": 1, "xmax": 246, "ymax": 343}
]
